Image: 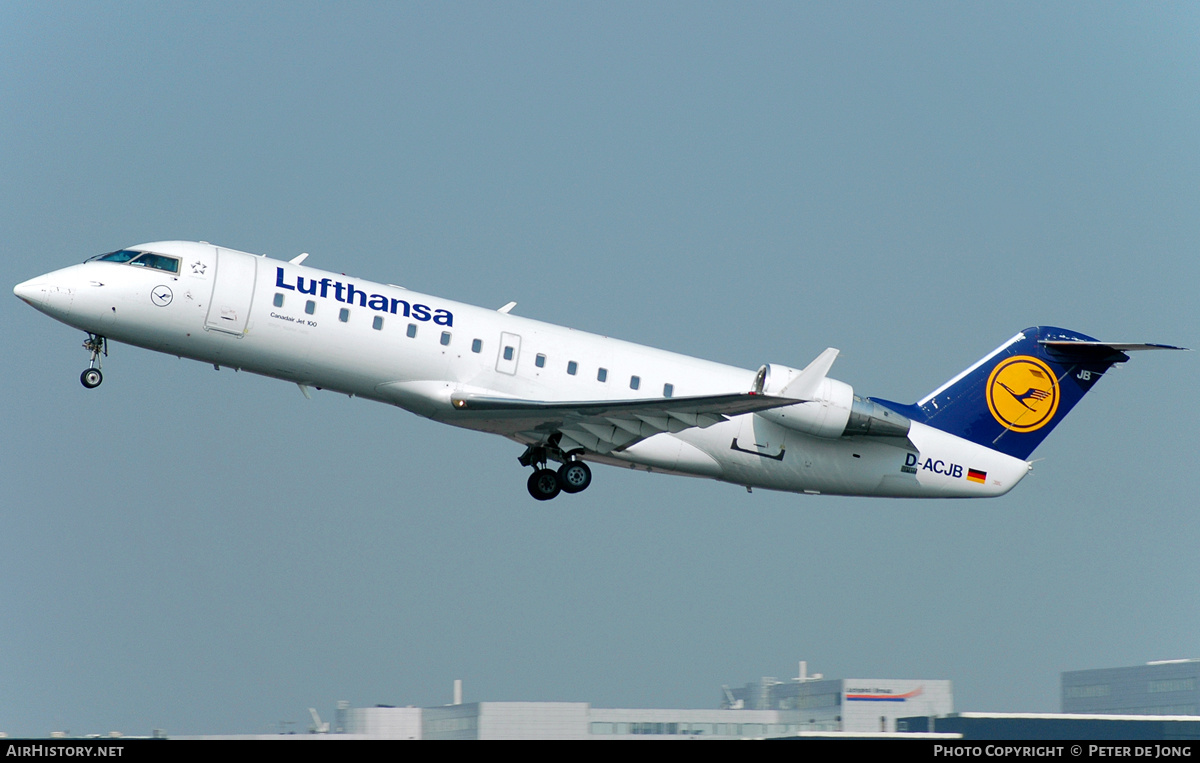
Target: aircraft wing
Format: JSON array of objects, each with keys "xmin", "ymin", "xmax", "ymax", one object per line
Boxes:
[{"xmin": 449, "ymin": 391, "xmax": 802, "ymax": 454}]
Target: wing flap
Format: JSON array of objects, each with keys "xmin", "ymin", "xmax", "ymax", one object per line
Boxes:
[
  {"xmin": 607, "ymin": 416, "xmax": 650, "ymax": 437},
  {"xmin": 560, "ymin": 428, "xmax": 602, "ymax": 454},
  {"xmin": 450, "ymin": 391, "xmax": 801, "ymax": 454},
  {"xmin": 633, "ymin": 413, "xmax": 672, "ymax": 432},
  {"xmin": 450, "ymin": 391, "xmax": 797, "ymax": 417}
]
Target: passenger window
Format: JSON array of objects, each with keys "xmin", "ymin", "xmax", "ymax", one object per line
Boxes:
[
  {"xmin": 567, "ymin": 361, "xmax": 578, "ymax": 376},
  {"xmin": 273, "ymin": 293, "xmax": 284, "ymax": 308},
  {"xmin": 597, "ymin": 368, "xmax": 607, "ymax": 383},
  {"xmin": 339, "ymin": 308, "xmax": 350, "ymax": 323},
  {"xmin": 441, "ymin": 331, "xmax": 451, "ymax": 346},
  {"xmin": 535, "ymin": 354, "xmax": 546, "ymax": 368},
  {"xmin": 407, "ymin": 323, "xmax": 417, "ymax": 338},
  {"xmin": 372, "ymin": 316, "xmax": 383, "ymax": 330},
  {"xmin": 663, "ymin": 383, "xmax": 674, "ymax": 398},
  {"xmin": 503, "ymin": 346, "xmax": 514, "ymax": 361},
  {"xmin": 305, "ymin": 300, "xmax": 316, "ymax": 315},
  {"xmin": 472, "ymin": 339, "xmax": 482, "ymax": 353},
  {"xmin": 630, "ymin": 375, "xmax": 640, "ymax": 390}
]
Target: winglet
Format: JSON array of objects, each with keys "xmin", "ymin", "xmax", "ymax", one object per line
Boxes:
[{"xmin": 782, "ymin": 348, "xmax": 840, "ymax": 400}]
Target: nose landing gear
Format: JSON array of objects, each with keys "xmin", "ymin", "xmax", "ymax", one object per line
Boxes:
[{"xmin": 80, "ymin": 334, "xmax": 107, "ymax": 389}]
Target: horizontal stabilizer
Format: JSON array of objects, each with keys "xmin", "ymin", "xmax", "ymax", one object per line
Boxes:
[{"xmin": 1039, "ymin": 339, "xmax": 1188, "ymax": 362}]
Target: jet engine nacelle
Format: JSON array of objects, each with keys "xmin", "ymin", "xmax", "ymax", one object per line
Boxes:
[{"xmin": 752, "ymin": 362, "xmax": 911, "ymax": 439}]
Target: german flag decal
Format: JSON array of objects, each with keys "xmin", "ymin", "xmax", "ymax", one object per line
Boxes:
[{"xmin": 967, "ymin": 468, "xmax": 987, "ymax": 484}]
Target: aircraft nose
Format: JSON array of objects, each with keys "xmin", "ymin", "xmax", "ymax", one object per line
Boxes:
[
  {"xmin": 13, "ymin": 276, "xmax": 48, "ymax": 307},
  {"xmin": 14, "ymin": 272, "xmax": 75, "ymax": 319}
]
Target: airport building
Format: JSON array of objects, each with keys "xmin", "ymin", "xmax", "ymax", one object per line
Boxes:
[
  {"xmin": 893, "ymin": 660, "xmax": 1200, "ymax": 741},
  {"xmin": 340, "ymin": 702, "xmax": 806, "ymax": 740},
  {"xmin": 325, "ymin": 665, "xmax": 952, "ymax": 739},
  {"xmin": 724, "ymin": 669, "xmax": 952, "ymax": 733},
  {"xmin": 159, "ymin": 659, "xmax": 1200, "ymax": 740},
  {"xmin": 897, "ymin": 712, "xmax": 1200, "ymax": 740},
  {"xmin": 1062, "ymin": 659, "xmax": 1200, "ymax": 716}
]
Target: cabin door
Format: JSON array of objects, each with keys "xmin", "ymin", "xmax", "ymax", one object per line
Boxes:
[{"xmin": 204, "ymin": 247, "xmax": 258, "ymax": 335}]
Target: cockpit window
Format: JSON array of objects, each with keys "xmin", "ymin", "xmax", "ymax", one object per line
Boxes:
[
  {"xmin": 127, "ymin": 253, "xmax": 180, "ymax": 274},
  {"xmin": 86, "ymin": 250, "xmax": 180, "ymax": 274},
  {"xmin": 88, "ymin": 249, "xmax": 142, "ymax": 263}
]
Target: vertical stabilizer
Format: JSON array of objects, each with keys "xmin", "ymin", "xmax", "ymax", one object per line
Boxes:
[{"xmin": 870, "ymin": 326, "xmax": 1182, "ymax": 460}]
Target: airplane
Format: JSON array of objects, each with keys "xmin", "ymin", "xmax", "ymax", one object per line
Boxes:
[{"xmin": 13, "ymin": 241, "xmax": 1185, "ymax": 501}]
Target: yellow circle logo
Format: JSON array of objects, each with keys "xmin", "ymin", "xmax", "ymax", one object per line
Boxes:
[{"xmin": 986, "ymin": 355, "xmax": 1060, "ymax": 432}]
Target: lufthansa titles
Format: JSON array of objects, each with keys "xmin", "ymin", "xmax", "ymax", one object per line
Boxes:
[{"xmin": 275, "ymin": 267, "xmax": 453, "ymax": 326}]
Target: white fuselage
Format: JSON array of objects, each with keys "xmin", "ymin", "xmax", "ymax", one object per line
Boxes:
[{"xmin": 15, "ymin": 241, "xmax": 1030, "ymax": 498}]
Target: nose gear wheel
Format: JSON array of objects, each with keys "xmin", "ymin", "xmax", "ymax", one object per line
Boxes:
[{"xmin": 81, "ymin": 334, "xmax": 107, "ymax": 388}]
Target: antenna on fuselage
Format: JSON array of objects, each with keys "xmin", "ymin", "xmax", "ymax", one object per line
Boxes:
[{"xmin": 290, "ymin": 252, "xmax": 310, "ymax": 265}]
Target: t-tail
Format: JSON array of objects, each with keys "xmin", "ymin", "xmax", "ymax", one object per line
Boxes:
[{"xmin": 871, "ymin": 326, "xmax": 1186, "ymax": 461}]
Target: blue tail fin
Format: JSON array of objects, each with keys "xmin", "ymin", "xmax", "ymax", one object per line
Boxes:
[{"xmin": 871, "ymin": 326, "xmax": 1144, "ymax": 460}]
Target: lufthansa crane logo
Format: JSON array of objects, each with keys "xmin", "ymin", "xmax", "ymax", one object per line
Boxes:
[
  {"xmin": 986, "ymin": 355, "xmax": 1060, "ymax": 432},
  {"xmin": 151, "ymin": 286, "xmax": 173, "ymax": 307}
]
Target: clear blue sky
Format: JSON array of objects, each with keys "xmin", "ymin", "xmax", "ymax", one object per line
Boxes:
[{"xmin": 3, "ymin": 1, "xmax": 1197, "ymax": 736}]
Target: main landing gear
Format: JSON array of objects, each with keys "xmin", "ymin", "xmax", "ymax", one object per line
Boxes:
[
  {"xmin": 520, "ymin": 444, "xmax": 593, "ymax": 501},
  {"xmin": 80, "ymin": 334, "xmax": 107, "ymax": 389}
]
